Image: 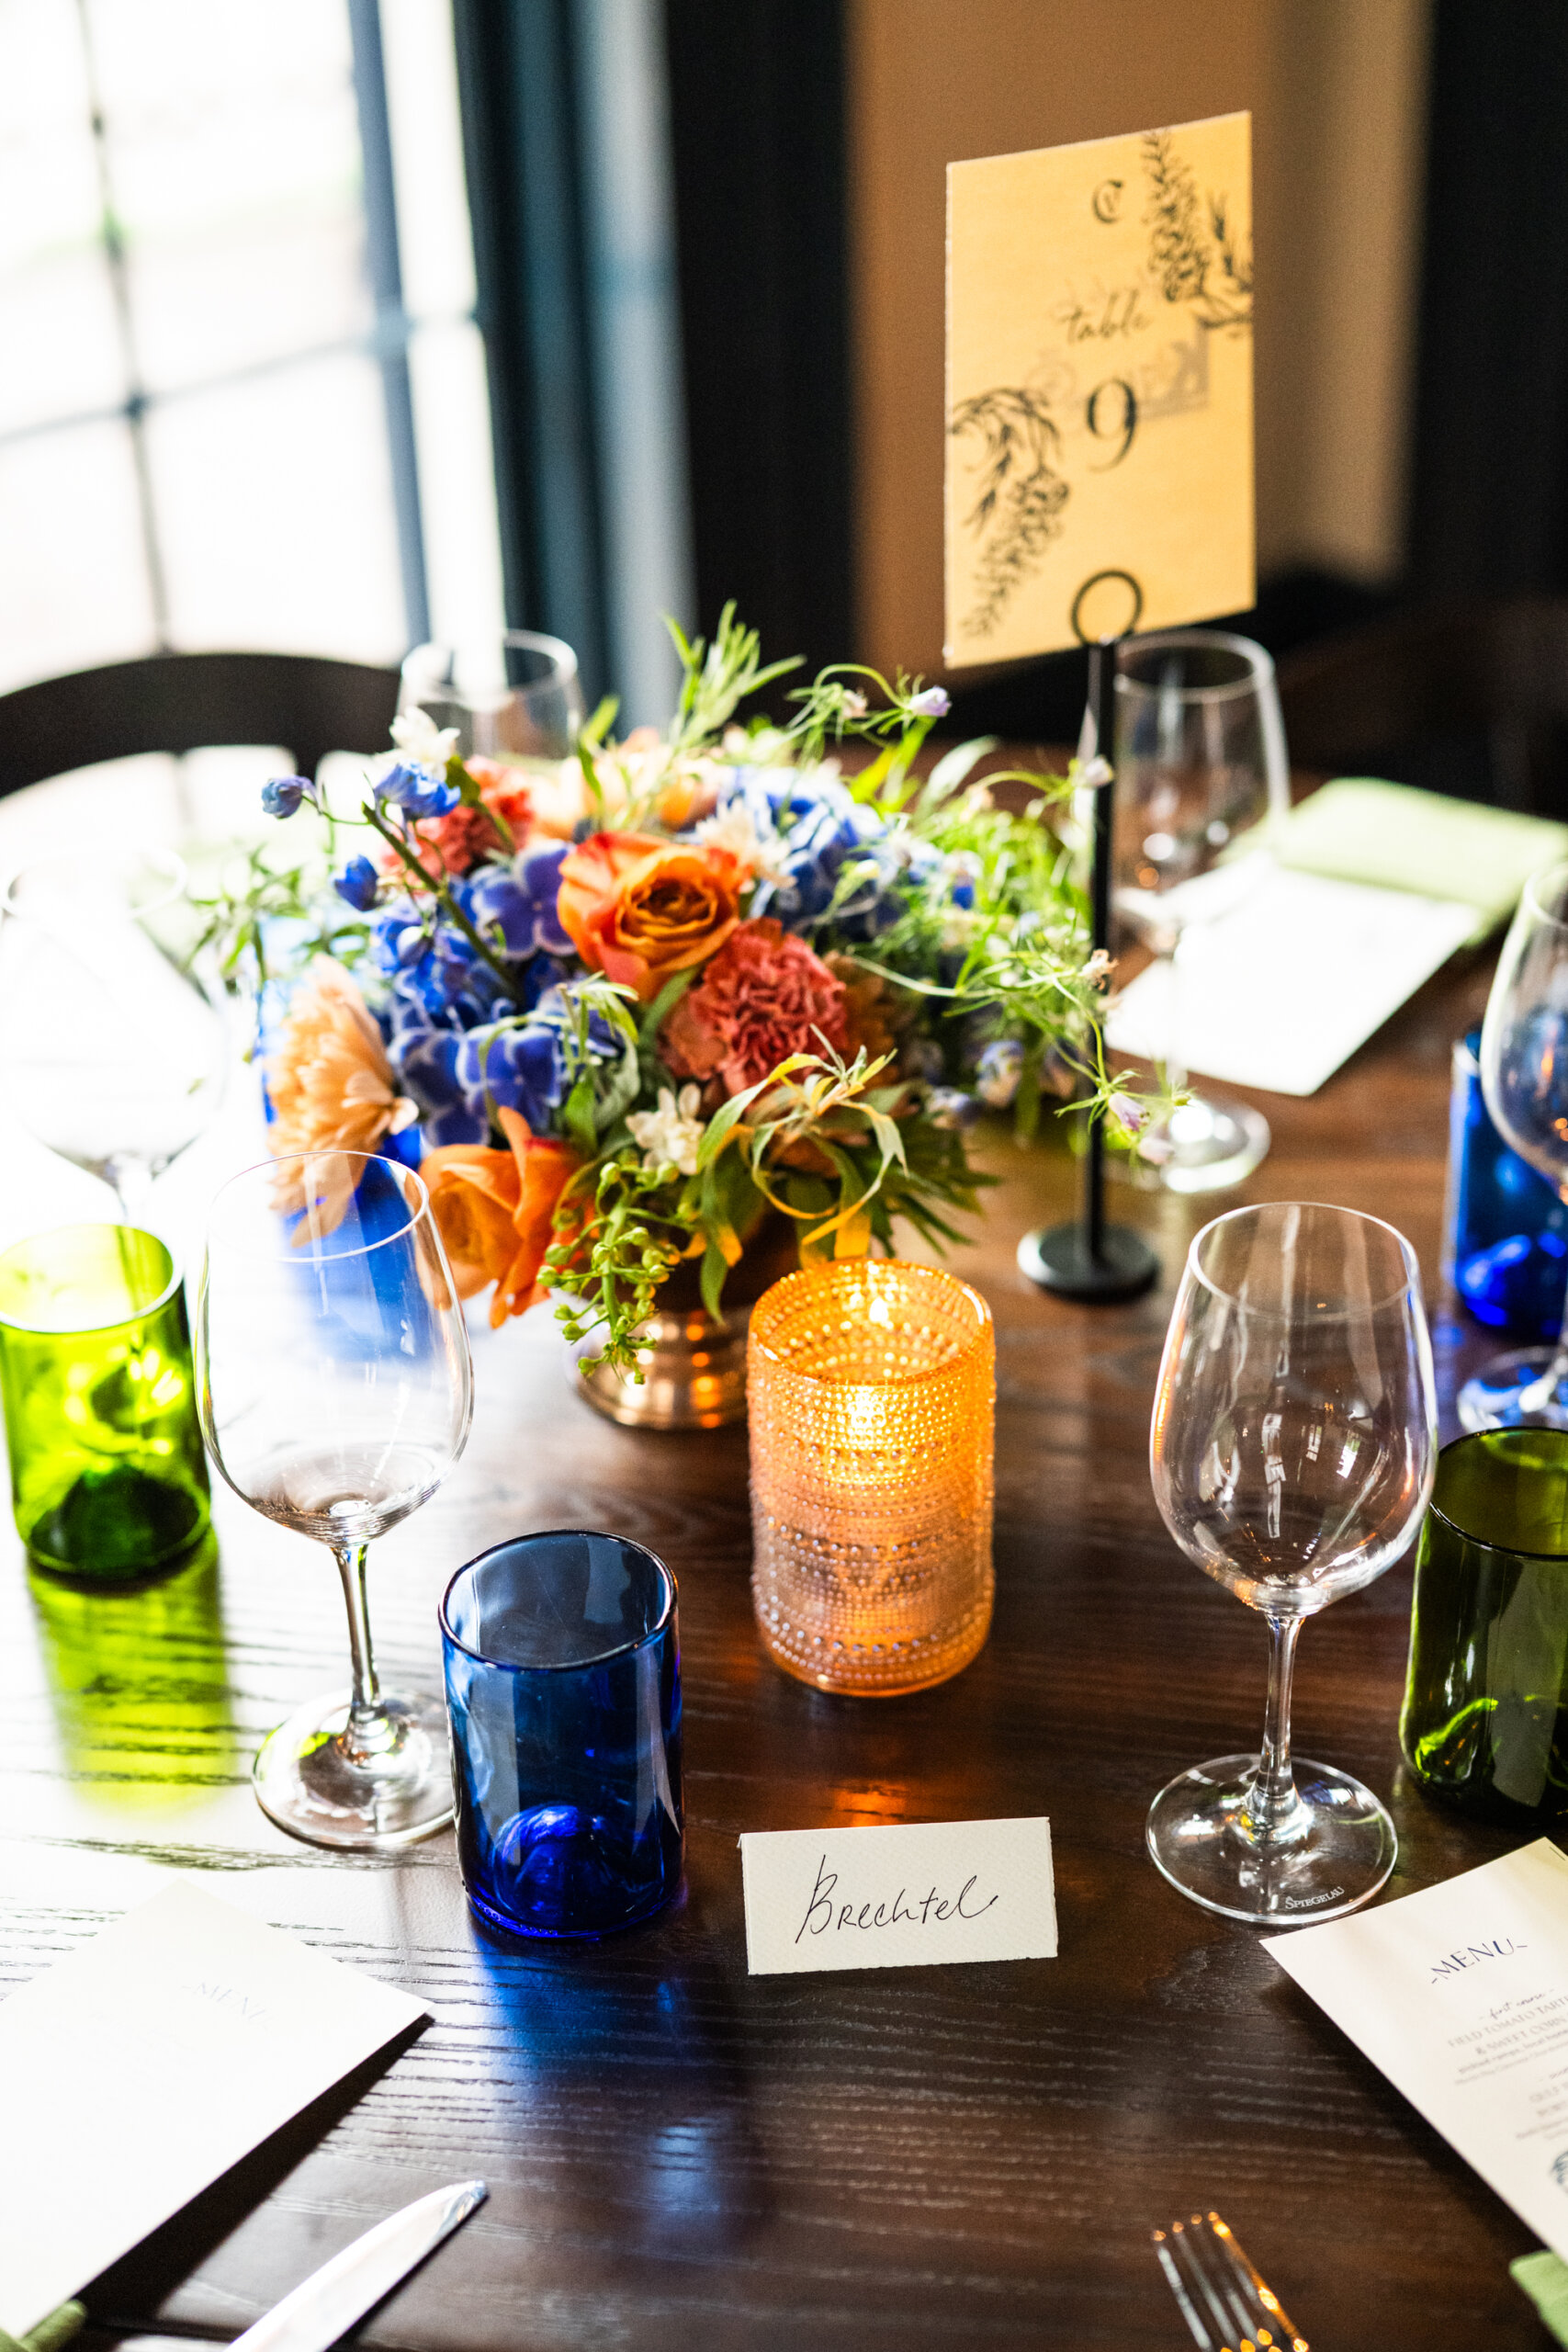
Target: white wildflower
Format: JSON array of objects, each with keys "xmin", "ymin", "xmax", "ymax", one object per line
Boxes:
[
  {"xmin": 1082, "ymin": 948, "xmax": 1113, "ymax": 986},
  {"xmin": 390, "ymin": 706, "xmax": 461, "ymax": 773},
  {"xmin": 694, "ymin": 798, "xmax": 792, "ymax": 882},
  {"xmin": 626, "ymin": 1084, "xmax": 706, "ymax": 1178}
]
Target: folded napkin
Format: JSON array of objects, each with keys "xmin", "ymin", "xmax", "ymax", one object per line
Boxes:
[
  {"xmin": 0, "ymin": 2303, "xmax": 85, "ymax": 2352},
  {"xmin": 1514, "ymin": 2250, "xmax": 1568, "ymax": 2342},
  {"xmin": 1278, "ymin": 776, "xmax": 1568, "ymax": 938}
]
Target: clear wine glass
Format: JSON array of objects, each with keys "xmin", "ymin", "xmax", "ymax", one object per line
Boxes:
[
  {"xmin": 0, "ymin": 848, "xmax": 228, "ymax": 1223},
  {"xmin": 1146, "ymin": 1201, "xmax": 1437, "ymax": 1924},
  {"xmin": 1111, "ymin": 629, "xmax": 1290, "ymax": 1193},
  {"xmin": 400, "ymin": 631, "xmax": 585, "ymax": 763},
  {"xmin": 196, "ymin": 1150, "xmax": 473, "ymax": 1850},
  {"xmin": 1459, "ymin": 862, "xmax": 1568, "ymax": 1430}
]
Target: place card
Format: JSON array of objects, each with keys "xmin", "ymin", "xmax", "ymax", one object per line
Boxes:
[
  {"xmin": 946, "ymin": 111, "xmax": 1253, "ymax": 665},
  {"xmin": 1267, "ymin": 1840, "xmax": 1568, "ymax": 2260},
  {"xmin": 0, "ymin": 1879, "xmax": 429, "ymax": 2338},
  {"xmin": 739, "ymin": 1816, "xmax": 1056, "ymax": 1976}
]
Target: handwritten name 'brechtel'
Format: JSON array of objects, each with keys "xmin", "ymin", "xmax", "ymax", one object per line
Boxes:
[{"xmin": 795, "ymin": 1856, "xmax": 999, "ymax": 1946}]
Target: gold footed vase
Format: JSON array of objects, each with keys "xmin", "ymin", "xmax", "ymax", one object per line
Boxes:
[{"xmin": 575, "ymin": 1220, "xmax": 798, "ymax": 1431}]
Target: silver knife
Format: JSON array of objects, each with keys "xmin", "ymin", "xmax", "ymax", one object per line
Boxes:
[{"xmin": 228, "ymin": 2179, "xmax": 488, "ymax": 2352}]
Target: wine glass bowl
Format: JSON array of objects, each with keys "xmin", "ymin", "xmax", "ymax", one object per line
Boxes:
[
  {"xmin": 197, "ymin": 1150, "xmax": 473, "ymax": 1850},
  {"xmin": 1461, "ymin": 863, "xmax": 1568, "ymax": 1430},
  {"xmin": 0, "ymin": 849, "xmax": 228, "ymax": 1220},
  {"xmin": 1111, "ymin": 630, "xmax": 1289, "ymax": 1193},
  {"xmin": 400, "ymin": 632, "xmax": 585, "ymax": 764},
  {"xmin": 1147, "ymin": 1201, "xmax": 1438, "ymax": 1924}
]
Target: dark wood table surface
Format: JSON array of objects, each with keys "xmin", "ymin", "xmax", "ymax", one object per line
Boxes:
[{"xmin": 2, "ymin": 946, "xmax": 1555, "ymax": 2352}]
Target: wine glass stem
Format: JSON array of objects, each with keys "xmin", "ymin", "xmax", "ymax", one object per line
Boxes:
[
  {"xmin": 1161, "ymin": 941, "xmax": 1189, "ymax": 1096},
  {"xmin": 332, "ymin": 1542, "xmax": 387, "ymax": 1758},
  {"xmin": 1244, "ymin": 1614, "xmax": 1304, "ymax": 1843},
  {"xmin": 1519, "ymin": 1256, "xmax": 1568, "ymax": 1411},
  {"xmin": 105, "ymin": 1152, "xmax": 153, "ymax": 1227}
]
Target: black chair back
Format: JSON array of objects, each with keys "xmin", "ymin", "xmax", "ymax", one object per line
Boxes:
[{"xmin": 0, "ymin": 650, "xmax": 401, "ymax": 799}]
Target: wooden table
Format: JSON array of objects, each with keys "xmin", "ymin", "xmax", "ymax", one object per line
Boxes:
[{"xmin": 1, "ymin": 947, "xmax": 1553, "ymax": 2352}]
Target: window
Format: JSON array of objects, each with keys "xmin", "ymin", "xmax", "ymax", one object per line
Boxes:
[{"xmin": 0, "ymin": 0, "xmax": 504, "ymax": 697}]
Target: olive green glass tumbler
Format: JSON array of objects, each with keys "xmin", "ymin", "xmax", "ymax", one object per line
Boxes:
[
  {"xmin": 0, "ymin": 1224, "xmax": 209, "ymax": 1581},
  {"xmin": 1401, "ymin": 1429, "xmax": 1568, "ymax": 1826}
]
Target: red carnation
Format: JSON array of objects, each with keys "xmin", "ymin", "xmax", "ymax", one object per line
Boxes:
[{"xmin": 662, "ymin": 917, "xmax": 849, "ymax": 1096}]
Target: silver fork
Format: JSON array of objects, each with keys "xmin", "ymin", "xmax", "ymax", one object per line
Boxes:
[{"xmin": 1150, "ymin": 2209, "xmax": 1309, "ymax": 2352}]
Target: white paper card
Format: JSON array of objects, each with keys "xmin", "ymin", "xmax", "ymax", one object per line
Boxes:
[
  {"xmin": 0, "ymin": 1880, "xmax": 429, "ymax": 2336},
  {"xmin": 1267, "ymin": 1840, "xmax": 1568, "ymax": 2260},
  {"xmin": 739, "ymin": 1816, "xmax": 1057, "ymax": 1976},
  {"xmin": 1105, "ymin": 867, "xmax": 1478, "ymax": 1096}
]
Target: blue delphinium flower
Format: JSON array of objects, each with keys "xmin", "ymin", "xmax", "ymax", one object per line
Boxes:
[
  {"xmin": 456, "ymin": 1019, "xmax": 568, "ymax": 1134},
  {"xmin": 389, "ymin": 1003, "xmax": 488, "ymax": 1147},
  {"xmin": 469, "ymin": 843, "xmax": 572, "ymax": 960},
  {"xmin": 724, "ymin": 768, "xmax": 906, "ymax": 938},
  {"xmin": 375, "ymin": 761, "xmax": 460, "ymax": 820},
  {"xmin": 333, "ymin": 854, "xmax": 380, "ymax": 910},
  {"xmin": 262, "ymin": 774, "xmax": 317, "ymax": 819},
  {"xmin": 976, "ymin": 1038, "xmax": 1024, "ymax": 1108},
  {"xmin": 927, "ymin": 1087, "xmax": 979, "ymax": 1130}
]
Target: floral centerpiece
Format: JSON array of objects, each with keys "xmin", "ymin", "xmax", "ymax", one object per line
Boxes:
[{"xmin": 207, "ymin": 609, "xmax": 1164, "ymax": 1385}]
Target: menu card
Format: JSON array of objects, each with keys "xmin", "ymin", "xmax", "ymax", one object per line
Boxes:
[
  {"xmin": 0, "ymin": 1880, "xmax": 428, "ymax": 2338},
  {"xmin": 1267, "ymin": 1841, "xmax": 1568, "ymax": 2259},
  {"xmin": 1105, "ymin": 865, "xmax": 1478, "ymax": 1095}
]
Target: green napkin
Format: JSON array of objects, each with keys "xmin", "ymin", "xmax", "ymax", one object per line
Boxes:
[
  {"xmin": 1277, "ymin": 776, "xmax": 1568, "ymax": 939},
  {"xmin": 1515, "ymin": 2250, "xmax": 1568, "ymax": 2341},
  {"xmin": 0, "ymin": 2303, "xmax": 85, "ymax": 2352}
]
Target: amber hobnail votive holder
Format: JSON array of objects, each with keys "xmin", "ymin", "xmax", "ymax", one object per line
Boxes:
[{"xmin": 747, "ymin": 1260, "xmax": 995, "ymax": 1695}]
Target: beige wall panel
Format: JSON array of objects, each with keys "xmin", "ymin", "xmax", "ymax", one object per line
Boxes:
[{"xmin": 849, "ymin": 0, "xmax": 1429, "ymax": 679}]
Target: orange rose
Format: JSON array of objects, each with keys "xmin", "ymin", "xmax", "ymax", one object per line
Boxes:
[
  {"xmin": 557, "ymin": 831, "xmax": 741, "ymax": 1001},
  {"xmin": 422, "ymin": 1107, "xmax": 581, "ymax": 1328}
]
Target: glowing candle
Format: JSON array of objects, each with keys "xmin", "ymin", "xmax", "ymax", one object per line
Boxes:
[{"xmin": 747, "ymin": 1261, "xmax": 995, "ymax": 1695}]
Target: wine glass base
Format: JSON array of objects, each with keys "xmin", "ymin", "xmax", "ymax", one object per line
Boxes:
[
  {"xmin": 1457, "ymin": 1347, "xmax": 1568, "ymax": 1432},
  {"xmin": 1149, "ymin": 1095, "xmax": 1270, "ymax": 1194},
  {"xmin": 254, "ymin": 1688, "xmax": 454, "ymax": 1852},
  {"xmin": 1146, "ymin": 1751, "xmax": 1396, "ymax": 1926}
]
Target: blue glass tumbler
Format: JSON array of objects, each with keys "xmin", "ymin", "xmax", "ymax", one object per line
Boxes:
[
  {"xmin": 440, "ymin": 1531, "xmax": 682, "ymax": 1939},
  {"xmin": 1446, "ymin": 1031, "xmax": 1568, "ymax": 1340}
]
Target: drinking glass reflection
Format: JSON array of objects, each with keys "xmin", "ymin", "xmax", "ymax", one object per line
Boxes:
[
  {"xmin": 1147, "ymin": 1202, "xmax": 1437, "ymax": 1923},
  {"xmin": 196, "ymin": 1150, "xmax": 472, "ymax": 1850}
]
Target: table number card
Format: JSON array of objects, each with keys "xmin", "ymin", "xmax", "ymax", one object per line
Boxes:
[
  {"xmin": 739, "ymin": 1816, "xmax": 1057, "ymax": 1976},
  {"xmin": 945, "ymin": 112, "xmax": 1254, "ymax": 664}
]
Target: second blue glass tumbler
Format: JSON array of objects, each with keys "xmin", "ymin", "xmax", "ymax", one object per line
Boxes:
[{"xmin": 440, "ymin": 1531, "xmax": 682, "ymax": 1938}]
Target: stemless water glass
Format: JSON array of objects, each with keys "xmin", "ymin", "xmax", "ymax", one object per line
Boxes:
[
  {"xmin": 0, "ymin": 850, "xmax": 228, "ymax": 1222},
  {"xmin": 1111, "ymin": 630, "xmax": 1290, "ymax": 1193},
  {"xmin": 441, "ymin": 1531, "xmax": 683, "ymax": 1939},
  {"xmin": 1460, "ymin": 864, "xmax": 1568, "ymax": 1430},
  {"xmin": 196, "ymin": 1150, "xmax": 473, "ymax": 1850},
  {"xmin": 1147, "ymin": 1202, "xmax": 1438, "ymax": 1924},
  {"xmin": 400, "ymin": 633, "xmax": 585, "ymax": 763}
]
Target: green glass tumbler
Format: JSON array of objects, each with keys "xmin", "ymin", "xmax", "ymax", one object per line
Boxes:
[
  {"xmin": 0, "ymin": 1224, "xmax": 210, "ymax": 1581},
  {"xmin": 1401, "ymin": 1428, "xmax": 1568, "ymax": 1826}
]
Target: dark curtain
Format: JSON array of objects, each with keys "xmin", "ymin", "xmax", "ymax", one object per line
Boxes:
[
  {"xmin": 663, "ymin": 0, "xmax": 853, "ymax": 684},
  {"xmin": 1407, "ymin": 0, "xmax": 1568, "ymax": 599},
  {"xmin": 451, "ymin": 0, "xmax": 611, "ymax": 699}
]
